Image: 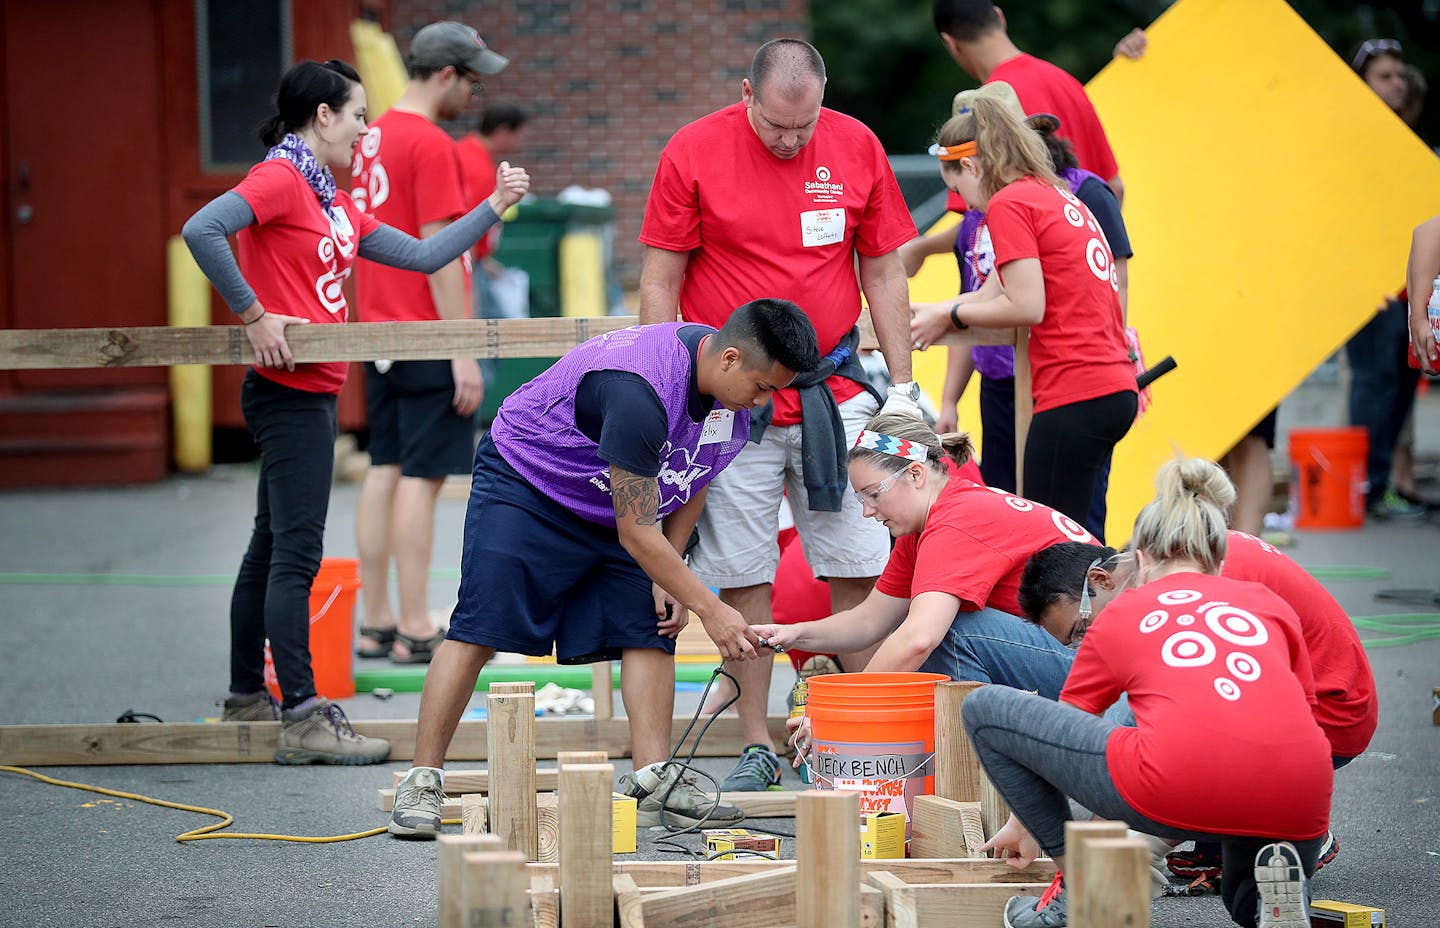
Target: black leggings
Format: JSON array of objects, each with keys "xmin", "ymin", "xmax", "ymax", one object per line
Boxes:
[{"xmin": 1024, "ymin": 390, "xmax": 1136, "ymax": 532}]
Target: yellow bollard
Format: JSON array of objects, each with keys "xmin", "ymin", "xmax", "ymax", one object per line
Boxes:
[{"xmin": 167, "ymin": 236, "xmax": 212, "ymax": 473}]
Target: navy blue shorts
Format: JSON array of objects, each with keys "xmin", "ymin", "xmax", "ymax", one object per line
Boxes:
[
  {"xmin": 364, "ymin": 361, "xmax": 474, "ymax": 478},
  {"xmin": 447, "ymin": 434, "xmax": 674, "ymax": 662}
]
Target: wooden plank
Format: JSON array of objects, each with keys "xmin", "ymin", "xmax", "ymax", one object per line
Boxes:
[
  {"xmin": 0, "ymin": 314, "xmax": 1016, "ymax": 371},
  {"xmin": 797, "ymin": 791, "xmax": 860, "ymax": 928},
  {"xmin": 1076, "ymin": 838, "xmax": 1150, "ymax": 928},
  {"xmin": 529, "ymin": 873, "xmax": 558, "ymax": 928},
  {"xmin": 615, "ymin": 874, "xmax": 646, "ymax": 928},
  {"xmin": 979, "ymin": 773, "xmax": 1011, "ymax": 847},
  {"xmin": 1012, "ymin": 326, "xmax": 1033, "ymax": 497},
  {"xmin": 1066, "ymin": 820, "xmax": 1129, "ymax": 928},
  {"xmin": 523, "ymin": 857, "xmax": 1057, "ymax": 888},
  {"xmin": 438, "ymin": 834, "xmax": 502, "ymax": 928},
  {"xmin": 559, "ymin": 763, "xmax": 614, "ymax": 928},
  {"xmin": 934, "ymin": 681, "xmax": 984, "ymax": 802},
  {"xmin": 536, "ymin": 792, "xmax": 559, "ymax": 864},
  {"xmin": 639, "ymin": 867, "xmax": 797, "ymax": 928},
  {"xmin": 488, "ymin": 688, "xmax": 539, "ymax": 860},
  {"xmin": 391, "ymin": 767, "xmax": 561, "ymax": 795},
  {"xmin": 631, "ymin": 882, "xmax": 879, "ymax": 928},
  {"xmin": 590, "ymin": 662, "xmax": 614, "ymax": 720},
  {"xmin": 0, "ymin": 714, "xmax": 791, "ymax": 765},
  {"xmin": 461, "ymin": 850, "xmax": 529, "ymax": 928},
  {"xmin": 880, "ymin": 880, "xmax": 1053, "ymax": 926}
]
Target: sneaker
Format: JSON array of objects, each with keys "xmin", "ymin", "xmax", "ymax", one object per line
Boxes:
[
  {"xmin": 220, "ymin": 692, "xmax": 279, "ymax": 721},
  {"xmin": 274, "ymin": 698, "xmax": 391, "ymax": 766},
  {"xmin": 720, "ymin": 744, "xmax": 782, "ymax": 792},
  {"xmin": 389, "ymin": 768, "xmax": 446, "ymax": 839},
  {"xmin": 1367, "ymin": 489, "xmax": 1427, "ymax": 521},
  {"xmin": 1167, "ymin": 840, "xmax": 1224, "ymax": 879},
  {"xmin": 1003, "ymin": 871, "xmax": 1067, "ymax": 927},
  {"xmin": 1255, "ymin": 841, "xmax": 1308, "ymax": 928},
  {"xmin": 619, "ymin": 762, "xmax": 745, "ymax": 829},
  {"xmin": 1314, "ymin": 830, "xmax": 1339, "ymax": 871}
]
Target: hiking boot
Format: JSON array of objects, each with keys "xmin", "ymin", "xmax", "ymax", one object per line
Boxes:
[
  {"xmin": 1314, "ymin": 830, "xmax": 1339, "ymax": 871},
  {"xmin": 221, "ymin": 692, "xmax": 279, "ymax": 721},
  {"xmin": 619, "ymin": 762, "xmax": 744, "ymax": 829},
  {"xmin": 274, "ymin": 698, "xmax": 390, "ymax": 766},
  {"xmin": 719, "ymin": 744, "xmax": 782, "ymax": 792},
  {"xmin": 1003, "ymin": 871, "xmax": 1067, "ymax": 927},
  {"xmin": 1255, "ymin": 841, "xmax": 1309, "ymax": 927},
  {"xmin": 389, "ymin": 768, "xmax": 446, "ymax": 839},
  {"xmin": 1167, "ymin": 840, "xmax": 1224, "ymax": 879}
]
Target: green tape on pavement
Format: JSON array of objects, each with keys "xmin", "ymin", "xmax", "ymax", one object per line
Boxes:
[
  {"xmin": 1351, "ymin": 614, "xmax": 1440, "ymax": 649},
  {"xmin": 1305, "ymin": 566, "xmax": 1391, "ymax": 581},
  {"xmin": 355, "ymin": 661, "xmax": 723, "ymax": 693}
]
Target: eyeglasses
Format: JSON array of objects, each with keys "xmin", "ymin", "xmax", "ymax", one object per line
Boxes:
[
  {"xmin": 456, "ymin": 68, "xmax": 486, "ymax": 96},
  {"xmin": 853, "ymin": 469, "xmax": 908, "ymax": 507},
  {"xmin": 1352, "ymin": 38, "xmax": 1402, "ymax": 72},
  {"xmin": 1068, "ymin": 557, "xmax": 1104, "ymax": 650}
]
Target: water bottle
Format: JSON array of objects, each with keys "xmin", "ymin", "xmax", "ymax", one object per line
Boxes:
[
  {"xmin": 1408, "ymin": 274, "xmax": 1440, "ymax": 369},
  {"xmin": 789, "ymin": 677, "xmax": 812, "ymax": 784}
]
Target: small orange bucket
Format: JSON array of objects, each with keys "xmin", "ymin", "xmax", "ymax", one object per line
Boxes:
[
  {"xmin": 264, "ymin": 557, "xmax": 360, "ymax": 701},
  {"xmin": 1287, "ymin": 427, "xmax": 1368, "ymax": 530},
  {"xmin": 805, "ymin": 672, "xmax": 949, "ymax": 833}
]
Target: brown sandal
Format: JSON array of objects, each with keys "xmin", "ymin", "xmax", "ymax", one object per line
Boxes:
[{"xmin": 391, "ymin": 630, "xmax": 447, "ymax": 664}]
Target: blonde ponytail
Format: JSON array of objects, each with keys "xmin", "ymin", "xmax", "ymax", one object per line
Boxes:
[{"xmin": 1130, "ymin": 458, "xmax": 1234, "ymax": 574}]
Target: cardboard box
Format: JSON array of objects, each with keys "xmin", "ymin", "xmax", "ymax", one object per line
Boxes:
[
  {"xmin": 612, "ymin": 793, "xmax": 637, "ymax": 854},
  {"xmin": 1310, "ymin": 900, "xmax": 1385, "ymax": 927},
  {"xmin": 860, "ymin": 811, "xmax": 906, "ymax": 859},
  {"xmin": 703, "ymin": 828, "xmax": 781, "ymax": 860}
]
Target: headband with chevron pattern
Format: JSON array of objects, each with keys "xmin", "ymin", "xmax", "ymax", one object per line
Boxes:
[{"xmin": 853, "ymin": 429, "xmax": 930, "ymax": 462}]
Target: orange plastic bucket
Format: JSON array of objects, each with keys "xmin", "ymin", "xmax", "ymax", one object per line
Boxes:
[
  {"xmin": 264, "ymin": 557, "xmax": 360, "ymax": 701},
  {"xmin": 805, "ymin": 672, "xmax": 949, "ymax": 832},
  {"xmin": 1287, "ymin": 427, "xmax": 1368, "ymax": 530}
]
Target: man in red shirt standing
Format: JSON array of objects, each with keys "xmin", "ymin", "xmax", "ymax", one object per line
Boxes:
[
  {"xmin": 351, "ymin": 22, "xmax": 509, "ymax": 663},
  {"xmin": 638, "ymin": 38, "xmax": 920, "ymax": 792},
  {"xmin": 931, "ymin": 0, "xmax": 1124, "ymax": 205}
]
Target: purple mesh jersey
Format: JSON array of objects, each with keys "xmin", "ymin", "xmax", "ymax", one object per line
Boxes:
[{"xmin": 489, "ymin": 323, "xmax": 751, "ymax": 526}]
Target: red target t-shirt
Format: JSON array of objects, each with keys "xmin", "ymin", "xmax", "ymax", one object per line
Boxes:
[
  {"xmin": 351, "ymin": 111, "xmax": 470, "ymax": 322},
  {"xmin": 1062, "ymin": 572, "xmax": 1332, "ymax": 840},
  {"xmin": 875, "ymin": 476, "xmax": 1094, "ymax": 615},
  {"xmin": 233, "ymin": 159, "xmax": 378, "ymax": 394},
  {"xmin": 985, "ymin": 178, "xmax": 1135, "ymax": 414},
  {"xmin": 640, "ymin": 102, "xmax": 916, "ymax": 425},
  {"xmin": 1222, "ymin": 531, "xmax": 1378, "ymax": 758}
]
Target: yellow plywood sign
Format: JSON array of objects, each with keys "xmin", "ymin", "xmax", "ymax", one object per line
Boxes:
[{"xmin": 911, "ymin": 0, "xmax": 1440, "ymax": 541}]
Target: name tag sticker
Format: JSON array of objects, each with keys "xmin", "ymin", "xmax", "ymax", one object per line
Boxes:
[
  {"xmin": 801, "ymin": 208, "xmax": 845, "ymax": 248},
  {"xmin": 699, "ymin": 409, "xmax": 735, "ymax": 445}
]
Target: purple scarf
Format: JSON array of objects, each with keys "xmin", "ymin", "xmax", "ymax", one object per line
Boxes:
[{"xmin": 265, "ymin": 133, "xmax": 337, "ymax": 220}]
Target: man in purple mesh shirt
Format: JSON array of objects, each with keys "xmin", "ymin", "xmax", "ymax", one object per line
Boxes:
[{"xmin": 388, "ymin": 299, "xmax": 820, "ymax": 838}]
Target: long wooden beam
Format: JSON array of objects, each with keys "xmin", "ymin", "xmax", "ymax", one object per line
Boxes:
[
  {"xmin": 0, "ymin": 714, "xmax": 791, "ymax": 765},
  {"xmin": 525, "ymin": 857, "xmax": 1057, "ymax": 888},
  {"xmin": 378, "ymin": 784, "xmax": 796, "ymax": 818},
  {"xmin": 0, "ymin": 315, "xmax": 1014, "ymax": 371}
]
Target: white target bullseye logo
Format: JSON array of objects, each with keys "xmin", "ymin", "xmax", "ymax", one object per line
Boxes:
[
  {"xmin": 1086, "ymin": 238, "xmax": 1112, "ymax": 282},
  {"xmin": 1139, "ymin": 610, "xmax": 1169, "ymax": 633},
  {"xmin": 1004, "ymin": 496, "xmax": 1035, "ymax": 512},
  {"xmin": 1157, "ymin": 590, "xmax": 1202, "ymax": 605},
  {"xmin": 361, "ymin": 127, "xmax": 382, "ymax": 158},
  {"xmin": 1203, "ymin": 605, "xmax": 1269, "ymax": 647},
  {"xmin": 1226, "ymin": 651, "xmax": 1262, "ymax": 682},
  {"xmin": 1051, "ymin": 511, "xmax": 1092, "ymax": 542},
  {"xmin": 816, "ymin": 166, "xmax": 831, "ymax": 182},
  {"xmin": 1064, "ymin": 203, "xmax": 1085, "ymax": 227},
  {"xmin": 1162, "ymin": 631, "xmax": 1216, "ymax": 668},
  {"xmin": 1177, "ymin": 614, "xmax": 1196, "ymax": 626},
  {"xmin": 1213, "ymin": 677, "xmax": 1242, "ymax": 701}
]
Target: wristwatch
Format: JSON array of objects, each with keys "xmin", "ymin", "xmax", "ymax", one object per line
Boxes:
[{"xmin": 890, "ymin": 381, "xmax": 920, "ymax": 401}]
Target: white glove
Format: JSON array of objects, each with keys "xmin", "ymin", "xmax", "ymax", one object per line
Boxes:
[{"xmin": 880, "ymin": 381, "xmax": 923, "ymax": 419}]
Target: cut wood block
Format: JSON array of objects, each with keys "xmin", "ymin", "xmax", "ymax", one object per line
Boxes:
[
  {"xmin": 460, "ymin": 850, "xmax": 528, "ymax": 928},
  {"xmin": 438, "ymin": 834, "xmax": 502, "ymax": 928},
  {"xmin": 530, "ymin": 873, "xmax": 558, "ymax": 928},
  {"xmin": 559, "ymin": 763, "xmax": 614, "ymax": 928},
  {"xmin": 909, "ymin": 795, "xmax": 986, "ymax": 859},
  {"xmin": 615, "ymin": 874, "xmax": 645, "ymax": 928},
  {"xmin": 461, "ymin": 794, "xmax": 488, "ymax": 835},
  {"xmin": 536, "ymin": 792, "xmax": 559, "ymax": 864}
]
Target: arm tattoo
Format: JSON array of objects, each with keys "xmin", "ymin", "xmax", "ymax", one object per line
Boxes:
[{"xmin": 610, "ymin": 467, "xmax": 660, "ymax": 527}]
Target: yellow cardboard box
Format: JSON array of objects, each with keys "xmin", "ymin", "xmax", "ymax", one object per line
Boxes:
[
  {"xmin": 702, "ymin": 828, "xmax": 781, "ymax": 860},
  {"xmin": 1310, "ymin": 900, "xmax": 1385, "ymax": 927},
  {"xmin": 612, "ymin": 793, "xmax": 637, "ymax": 854},
  {"xmin": 860, "ymin": 811, "xmax": 906, "ymax": 860}
]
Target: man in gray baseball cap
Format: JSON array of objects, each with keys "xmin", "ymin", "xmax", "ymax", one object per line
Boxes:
[{"xmin": 408, "ymin": 21, "xmax": 508, "ymax": 77}]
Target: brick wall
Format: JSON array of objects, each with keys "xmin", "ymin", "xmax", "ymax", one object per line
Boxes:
[{"xmin": 386, "ymin": 0, "xmax": 809, "ymax": 287}]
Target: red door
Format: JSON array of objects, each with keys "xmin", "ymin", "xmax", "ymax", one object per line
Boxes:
[{"xmin": 2, "ymin": 0, "xmax": 168, "ymax": 391}]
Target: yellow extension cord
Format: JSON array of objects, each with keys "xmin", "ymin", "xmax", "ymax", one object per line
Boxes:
[{"xmin": 0, "ymin": 765, "xmax": 460, "ymax": 844}]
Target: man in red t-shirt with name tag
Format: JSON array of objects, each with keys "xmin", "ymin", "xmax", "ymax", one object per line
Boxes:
[{"xmin": 639, "ymin": 38, "xmax": 920, "ymax": 794}]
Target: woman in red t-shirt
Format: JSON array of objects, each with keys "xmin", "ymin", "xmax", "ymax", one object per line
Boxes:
[
  {"xmin": 910, "ymin": 97, "xmax": 1137, "ymax": 536},
  {"xmin": 961, "ymin": 458, "xmax": 1331, "ymax": 928},
  {"xmin": 182, "ymin": 60, "xmax": 527, "ymax": 764}
]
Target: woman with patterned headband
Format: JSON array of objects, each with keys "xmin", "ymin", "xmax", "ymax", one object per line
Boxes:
[
  {"xmin": 753, "ymin": 412, "xmax": 1102, "ymax": 697},
  {"xmin": 908, "ymin": 96, "xmax": 1137, "ymax": 536}
]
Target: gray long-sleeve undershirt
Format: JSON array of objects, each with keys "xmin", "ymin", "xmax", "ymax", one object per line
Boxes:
[{"xmin": 180, "ymin": 191, "xmax": 501, "ymax": 315}]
